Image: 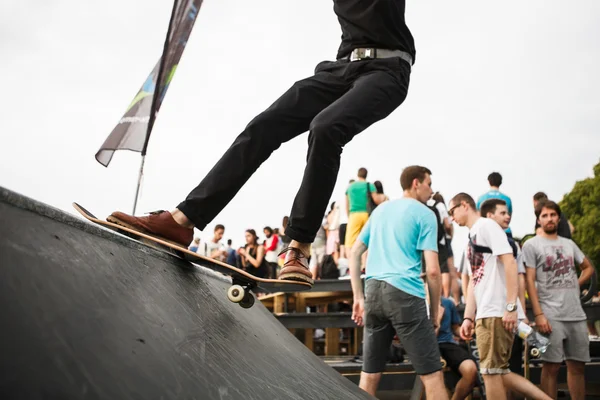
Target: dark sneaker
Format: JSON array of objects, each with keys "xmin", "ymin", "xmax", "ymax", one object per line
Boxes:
[
  {"xmin": 278, "ymin": 247, "xmax": 314, "ymax": 285},
  {"xmin": 107, "ymin": 210, "xmax": 193, "ymax": 248}
]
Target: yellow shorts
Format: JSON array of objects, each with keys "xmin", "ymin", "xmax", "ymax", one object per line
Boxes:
[
  {"xmin": 475, "ymin": 317, "xmax": 514, "ymax": 375},
  {"xmin": 345, "ymin": 212, "xmax": 370, "ymax": 249}
]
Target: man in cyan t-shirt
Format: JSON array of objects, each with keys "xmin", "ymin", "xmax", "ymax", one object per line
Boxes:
[
  {"xmin": 349, "ymin": 165, "xmax": 448, "ymax": 399},
  {"xmin": 476, "ymin": 172, "xmax": 513, "ymax": 233}
]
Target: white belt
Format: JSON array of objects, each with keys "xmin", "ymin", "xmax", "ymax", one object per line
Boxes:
[{"xmin": 343, "ymin": 48, "xmax": 413, "ymax": 65}]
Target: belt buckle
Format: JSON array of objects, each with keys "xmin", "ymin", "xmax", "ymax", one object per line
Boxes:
[{"xmin": 350, "ymin": 48, "xmax": 375, "ymax": 62}]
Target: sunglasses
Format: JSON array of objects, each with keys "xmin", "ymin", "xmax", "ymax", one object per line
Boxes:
[{"xmin": 448, "ymin": 203, "xmax": 463, "ymax": 217}]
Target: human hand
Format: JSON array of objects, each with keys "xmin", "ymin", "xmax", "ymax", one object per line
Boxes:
[
  {"xmin": 352, "ymin": 297, "xmax": 365, "ymax": 327},
  {"xmin": 502, "ymin": 311, "xmax": 518, "ymax": 333},
  {"xmin": 460, "ymin": 319, "xmax": 474, "ymax": 341},
  {"xmin": 535, "ymin": 314, "xmax": 552, "ymax": 334}
]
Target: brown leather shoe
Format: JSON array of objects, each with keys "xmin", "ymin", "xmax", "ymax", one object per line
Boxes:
[
  {"xmin": 107, "ymin": 210, "xmax": 193, "ymax": 248},
  {"xmin": 278, "ymin": 247, "xmax": 314, "ymax": 285}
]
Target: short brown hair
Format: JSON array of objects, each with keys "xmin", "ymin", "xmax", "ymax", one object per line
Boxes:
[
  {"xmin": 214, "ymin": 224, "xmax": 225, "ymax": 232},
  {"xmin": 535, "ymin": 200, "xmax": 562, "ymax": 219},
  {"xmin": 450, "ymin": 192, "xmax": 476, "ymax": 210},
  {"xmin": 480, "ymin": 198, "xmax": 507, "ymax": 217},
  {"xmin": 533, "ymin": 192, "xmax": 548, "ymax": 201},
  {"xmin": 358, "ymin": 167, "xmax": 368, "ymax": 179},
  {"xmin": 488, "ymin": 172, "xmax": 502, "ymax": 187},
  {"xmin": 400, "ymin": 166, "xmax": 432, "ymax": 190}
]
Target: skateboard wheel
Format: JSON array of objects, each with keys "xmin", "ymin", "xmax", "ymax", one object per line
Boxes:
[
  {"xmin": 227, "ymin": 285, "xmax": 245, "ymax": 303},
  {"xmin": 531, "ymin": 348, "xmax": 540, "ymax": 358},
  {"xmin": 239, "ymin": 293, "xmax": 255, "ymax": 309}
]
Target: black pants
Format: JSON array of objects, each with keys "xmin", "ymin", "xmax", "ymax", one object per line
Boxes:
[{"xmin": 178, "ymin": 57, "xmax": 411, "ymax": 242}]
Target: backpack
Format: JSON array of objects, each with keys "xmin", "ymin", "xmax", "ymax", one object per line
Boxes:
[{"xmin": 428, "ymin": 203, "xmax": 445, "ymax": 244}]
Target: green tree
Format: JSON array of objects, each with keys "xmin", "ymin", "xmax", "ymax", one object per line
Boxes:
[{"xmin": 559, "ymin": 160, "xmax": 600, "ymax": 276}]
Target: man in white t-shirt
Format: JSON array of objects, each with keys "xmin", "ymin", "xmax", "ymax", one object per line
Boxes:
[
  {"xmin": 479, "ymin": 199, "xmax": 528, "ymax": 323},
  {"xmin": 449, "ymin": 193, "xmax": 551, "ymax": 400},
  {"xmin": 198, "ymin": 224, "xmax": 227, "ymax": 261}
]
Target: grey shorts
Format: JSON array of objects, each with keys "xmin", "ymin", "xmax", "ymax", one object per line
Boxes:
[
  {"xmin": 362, "ymin": 279, "xmax": 442, "ymax": 375},
  {"xmin": 541, "ymin": 319, "xmax": 590, "ymax": 363}
]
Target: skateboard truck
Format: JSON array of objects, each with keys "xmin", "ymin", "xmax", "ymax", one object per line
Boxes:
[{"xmin": 227, "ymin": 279, "xmax": 256, "ymax": 309}]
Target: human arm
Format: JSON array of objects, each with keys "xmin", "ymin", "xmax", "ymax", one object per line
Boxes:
[
  {"xmin": 264, "ymin": 236, "xmax": 278, "ymax": 253},
  {"xmin": 245, "ymin": 246, "xmax": 265, "ymax": 268},
  {"xmin": 461, "ymin": 272, "xmax": 470, "ymax": 304},
  {"xmin": 350, "ymin": 240, "xmax": 368, "ymax": 326},
  {"xmin": 499, "ymin": 253, "xmax": 519, "ymax": 332},
  {"xmin": 443, "ymin": 217, "xmax": 453, "ymax": 237},
  {"xmin": 577, "ymin": 257, "xmax": 595, "ymax": 287},
  {"xmin": 435, "ymin": 304, "xmax": 444, "ymax": 336},
  {"xmin": 424, "ymin": 250, "xmax": 442, "ymax": 331},
  {"xmin": 525, "ymin": 264, "xmax": 551, "ymax": 334},
  {"xmin": 518, "ymin": 274, "xmax": 529, "ymax": 324},
  {"xmin": 238, "ymin": 247, "xmax": 248, "ymax": 267},
  {"xmin": 460, "ymin": 278, "xmax": 477, "ymax": 340},
  {"xmin": 452, "ymin": 324, "xmax": 462, "ymax": 338},
  {"xmin": 371, "ymin": 192, "xmax": 386, "ymax": 205},
  {"xmin": 345, "ymin": 194, "xmax": 350, "ymax": 218},
  {"xmin": 568, "ymin": 220, "xmax": 575, "ymax": 234}
]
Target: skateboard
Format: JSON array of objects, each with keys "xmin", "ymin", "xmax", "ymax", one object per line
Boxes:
[
  {"xmin": 72, "ymin": 203, "xmax": 312, "ymax": 308},
  {"xmin": 523, "ymin": 340, "xmax": 540, "ymax": 381},
  {"xmin": 467, "ymin": 337, "xmax": 487, "ymax": 399}
]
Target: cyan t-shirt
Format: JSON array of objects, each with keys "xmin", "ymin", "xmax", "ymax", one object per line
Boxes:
[
  {"xmin": 476, "ymin": 190, "xmax": 513, "ymax": 215},
  {"xmin": 358, "ymin": 198, "xmax": 438, "ymax": 299},
  {"xmin": 437, "ymin": 297, "xmax": 461, "ymax": 344}
]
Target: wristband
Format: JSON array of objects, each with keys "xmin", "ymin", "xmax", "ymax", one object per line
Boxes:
[
  {"xmin": 534, "ymin": 312, "xmax": 544, "ymax": 318},
  {"xmin": 463, "ymin": 317, "xmax": 474, "ymax": 324}
]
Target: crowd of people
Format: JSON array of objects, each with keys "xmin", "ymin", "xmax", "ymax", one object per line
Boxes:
[
  {"xmin": 347, "ymin": 166, "xmax": 594, "ymax": 400},
  {"xmin": 185, "ymin": 166, "xmax": 596, "ymax": 400}
]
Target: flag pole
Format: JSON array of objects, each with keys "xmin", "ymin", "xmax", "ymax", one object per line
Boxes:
[
  {"xmin": 132, "ymin": 0, "xmax": 179, "ymax": 214},
  {"xmin": 132, "ymin": 155, "xmax": 146, "ymax": 215}
]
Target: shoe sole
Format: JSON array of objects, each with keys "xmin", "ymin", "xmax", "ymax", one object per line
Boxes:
[
  {"xmin": 278, "ymin": 272, "xmax": 314, "ymax": 286},
  {"xmin": 106, "ymin": 216, "xmax": 187, "ymax": 249}
]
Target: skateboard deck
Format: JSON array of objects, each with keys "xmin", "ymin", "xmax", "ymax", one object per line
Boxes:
[
  {"xmin": 523, "ymin": 339, "xmax": 541, "ymax": 381},
  {"xmin": 72, "ymin": 202, "xmax": 312, "ymax": 308},
  {"xmin": 523, "ymin": 341, "xmax": 530, "ymax": 381}
]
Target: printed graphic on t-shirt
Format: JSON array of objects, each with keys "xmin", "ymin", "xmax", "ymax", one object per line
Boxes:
[
  {"xmin": 467, "ymin": 234, "xmax": 485, "ymax": 286},
  {"xmin": 542, "ymin": 245, "xmax": 577, "ymax": 290}
]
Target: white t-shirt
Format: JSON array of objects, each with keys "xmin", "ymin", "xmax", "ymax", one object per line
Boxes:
[
  {"xmin": 465, "ymin": 218, "xmax": 526, "ymax": 320},
  {"xmin": 198, "ymin": 240, "xmax": 224, "ymax": 260}
]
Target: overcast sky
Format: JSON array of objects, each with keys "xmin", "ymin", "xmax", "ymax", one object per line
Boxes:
[{"xmin": 1, "ymin": 0, "xmax": 599, "ymax": 254}]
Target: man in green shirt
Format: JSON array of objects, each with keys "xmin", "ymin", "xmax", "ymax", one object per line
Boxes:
[{"xmin": 345, "ymin": 167, "xmax": 385, "ymax": 250}]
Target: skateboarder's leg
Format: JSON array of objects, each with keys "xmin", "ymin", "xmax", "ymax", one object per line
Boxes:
[
  {"xmin": 176, "ymin": 72, "xmax": 348, "ymax": 230},
  {"xmin": 283, "ymin": 59, "xmax": 410, "ymax": 249}
]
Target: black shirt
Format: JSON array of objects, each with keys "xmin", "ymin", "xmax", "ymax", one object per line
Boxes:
[{"xmin": 333, "ymin": 0, "xmax": 415, "ymax": 62}]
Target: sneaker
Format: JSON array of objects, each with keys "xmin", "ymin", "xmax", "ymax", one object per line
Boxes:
[
  {"xmin": 107, "ymin": 210, "xmax": 193, "ymax": 248},
  {"xmin": 278, "ymin": 247, "xmax": 314, "ymax": 285}
]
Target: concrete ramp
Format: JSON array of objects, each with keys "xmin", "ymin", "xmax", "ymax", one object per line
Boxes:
[{"xmin": 0, "ymin": 187, "xmax": 372, "ymax": 400}]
